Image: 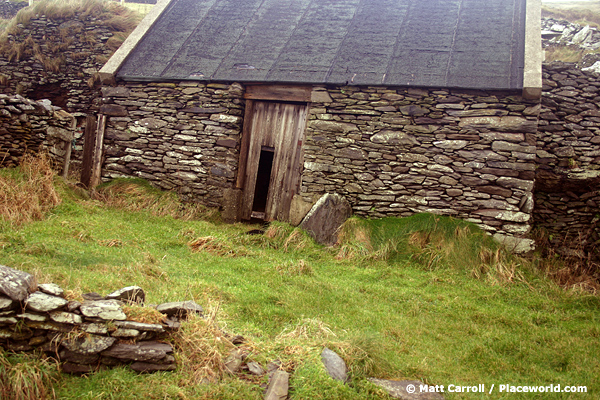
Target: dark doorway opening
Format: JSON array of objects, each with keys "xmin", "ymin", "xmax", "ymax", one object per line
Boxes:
[{"xmin": 251, "ymin": 147, "xmax": 274, "ymax": 219}]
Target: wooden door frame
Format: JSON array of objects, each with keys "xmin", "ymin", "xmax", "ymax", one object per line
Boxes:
[{"xmin": 237, "ymin": 85, "xmax": 313, "ymax": 221}]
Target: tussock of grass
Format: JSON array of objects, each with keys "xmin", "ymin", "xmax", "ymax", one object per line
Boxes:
[
  {"xmin": 276, "ymin": 318, "xmax": 336, "ymax": 340},
  {"xmin": 544, "ymin": 45, "xmax": 587, "ymax": 63},
  {"xmin": 274, "ymin": 259, "xmax": 314, "ymax": 277},
  {"xmin": 172, "ymin": 309, "xmax": 234, "ymax": 385},
  {"xmin": 188, "ymin": 236, "xmax": 247, "ymax": 258},
  {"xmin": 96, "ymin": 178, "xmax": 220, "ymax": 222},
  {"xmin": 0, "ymin": 351, "xmax": 59, "ymax": 400},
  {"xmin": 123, "ymin": 304, "xmax": 166, "ymax": 325},
  {"xmin": 264, "ymin": 222, "xmax": 316, "ymax": 252},
  {"xmin": 335, "ymin": 214, "xmax": 533, "ymax": 285},
  {"xmin": 0, "ymin": 153, "xmax": 61, "ymax": 226}
]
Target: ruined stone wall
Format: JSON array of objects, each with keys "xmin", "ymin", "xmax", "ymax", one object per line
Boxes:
[
  {"xmin": 535, "ymin": 62, "xmax": 600, "ymax": 259},
  {"xmin": 100, "ymin": 82, "xmax": 244, "ymax": 207},
  {"xmin": 0, "ymin": 94, "xmax": 75, "ymax": 167},
  {"xmin": 0, "ymin": 11, "xmax": 124, "ymax": 114}
]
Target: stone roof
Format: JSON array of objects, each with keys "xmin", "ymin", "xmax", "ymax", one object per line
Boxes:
[{"xmin": 115, "ymin": 0, "xmax": 528, "ymax": 89}]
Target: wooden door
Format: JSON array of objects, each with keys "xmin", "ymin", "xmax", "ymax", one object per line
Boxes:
[{"xmin": 238, "ymin": 101, "xmax": 308, "ymax": 221}]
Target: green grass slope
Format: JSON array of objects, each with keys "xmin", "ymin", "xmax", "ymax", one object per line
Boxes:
[{"xmin": 0, "ymin": 166, "xmax": 598, "ymax": 399}]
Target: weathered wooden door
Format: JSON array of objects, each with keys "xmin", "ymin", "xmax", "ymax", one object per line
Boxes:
[{"xmin": 238, "ymin": 100, "xmax": 308, "ymax": 221}]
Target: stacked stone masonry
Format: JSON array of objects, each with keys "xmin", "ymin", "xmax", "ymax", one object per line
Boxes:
[
  {"xmin": 0, "ymin": 12, "xmax": 126, "ymax": 114},
  {"xmin": 0, "ymin": 94, "xmax": 75, "ymax": 167},
  {"xmin": 100, "ymin": 83, "xmax": 245, "ymax": 208},
  {"xmin": 100, "ymin": 82, "xmax": 540, "ymax": 244},
  {"xmin": 536, "ymin": 62, "xmax": 600, "ymax": 259},
  {"xmin": 0, "ymin": 264, "xmax": 205, "ymax": 374}
]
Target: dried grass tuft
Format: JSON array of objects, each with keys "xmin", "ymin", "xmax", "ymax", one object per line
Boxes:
[
  {"xmin": 0, "ymin": 350, "xmax": 59, "ymax": 400},
  {"xmin": 188, "ymin": 236, "xmax": 246, "ymax": 257},
  {"xmin": 172, "ymin": 304, "xmax": 234, "ymax": 385},
  {"xmin": 0, "ymin": 153, "xmax": 61, "ymax": 226},
  {"xmin": 277, "ymin": 318, "xmax": 336, "ymax": 341},
  {"xmin": 123, "ymin": 304, "xmax": 166, "ymax": 325},
  {"xmin": 96, "ymin": 179, "xmax": 219, "ymax": 222}
]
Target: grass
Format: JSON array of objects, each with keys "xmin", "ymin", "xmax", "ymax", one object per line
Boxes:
[{"xmin": 0, "ymin": 158, "xmax": 599, "ymax": 399}]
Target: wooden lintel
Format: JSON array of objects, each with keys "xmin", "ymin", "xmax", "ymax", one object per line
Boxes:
[{"xmin": 244, "ymin": 85, "xmax": 312, "ymax": 102}]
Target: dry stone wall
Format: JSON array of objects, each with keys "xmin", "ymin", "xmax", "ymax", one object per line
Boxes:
[
  {"xmin": 0, "ymin": 93, "xmax": 75, "ymax": 167},
  {"xmin": 302, "ymin": 86, "xmax": 539, "ymax": 249},
  {"xmin": 0, "ymin": 10, "xmax": 123, "ymax": 114},
  {"xmin": 101, "ymin": 83, "xmax": 540, "ymax": 249},
  {"xmin": 0, "ymin": 264, "xmax": 204, "ymax": 374},
  {"xmin": 536, "ymin": 62, "xmax": 600, "ymax": 259},
  {"xmin": 100, "ymin": 82, "xmax": 245, "ymax": 207}
]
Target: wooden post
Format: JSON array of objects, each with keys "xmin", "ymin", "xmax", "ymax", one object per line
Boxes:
[
  {"xmin": 61, "ymin": 140, "xmax": 72, "ymax": 179},
  {"xmin": 80, "ymin": 115, "xmax": 96, "ymax": 188},
  {"xmin": 89, "ymin": 114, "xmax": 106, "ymax": 189}
]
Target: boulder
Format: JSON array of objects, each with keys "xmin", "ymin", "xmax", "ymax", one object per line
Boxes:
[
  {"xmin": 321, "ymin": 348, "xmax": 347, "ymax": 383},
  {"xmin": 0, "ymin": 265, "xmax": 37, "ymax": 301},
  {"xmin": 300, "ymin": 194, "xmax": 352, "ymax": 246}
]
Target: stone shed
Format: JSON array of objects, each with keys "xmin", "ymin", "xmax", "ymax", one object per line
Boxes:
[{"xmin": 98, "ymin": 0, "xmax": 543, "ymax": 249}]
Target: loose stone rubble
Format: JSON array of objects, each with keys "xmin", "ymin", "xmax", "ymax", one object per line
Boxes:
[{"xmin": 0, "ymin": 264, "xmax": 206, "ymax": 374}]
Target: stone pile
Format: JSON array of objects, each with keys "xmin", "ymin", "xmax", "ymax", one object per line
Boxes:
[
  {"xmin": 0, "ymin": 264, "xmax": 204, "ymax": 374},
  {"xmin": 536, "ymin": 62, "xmax": 600, "ymax": 260},
  {"xmin": 542, "ymin": 18, "xmax": 600, "ymax": 51},
  {"xmin": 542, "ymin": 17, "xmax": 600, "ymax": 73},
  {"xmin": 0, "ymin": 94, "xmax": 76, "ymax": 167}
]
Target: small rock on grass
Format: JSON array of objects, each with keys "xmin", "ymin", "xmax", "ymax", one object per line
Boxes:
[
  {"xmin": 247, "ymin": 361, "xmax": 265, "ymax": 376},
  {"xmin": 321, "ymin": 348, "xmax": 347, "ymax": 383},
  {"xmin": 224, "ymin": 348, "xmax": 244, "ymax": 374},
  {"xmin": 156, "ymin": 300, "xmax": 203, "ymax": 318},
  {"xmin": 368, "ymin": 379, "xmax": 445, "ymax": 400},
  {"xmin": 264, "ymin": 370, "xmax": 289, "ymax": 400}
]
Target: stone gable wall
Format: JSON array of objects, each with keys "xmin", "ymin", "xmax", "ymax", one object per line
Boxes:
[{"xmin": 535, "ymin": 62, "xmax": 600, "ymax": 259}]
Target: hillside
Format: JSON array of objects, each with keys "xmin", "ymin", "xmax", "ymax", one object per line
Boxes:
[{"xmin": 0, "ymin": 159, "xmax": 598, "ymax": 399}]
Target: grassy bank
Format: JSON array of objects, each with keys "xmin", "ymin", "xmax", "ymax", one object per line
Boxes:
[{"xmin": 0, "ymin": 161, "xmax": 598, "ymax": 399}]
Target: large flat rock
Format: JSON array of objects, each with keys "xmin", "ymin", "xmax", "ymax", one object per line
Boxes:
[{"xmin": 0, "ymin": 265, "xmax": 37, "ymax": 301}]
